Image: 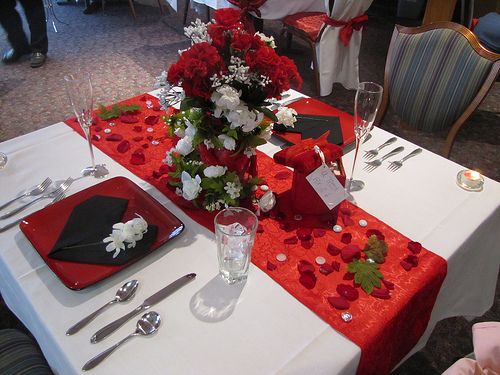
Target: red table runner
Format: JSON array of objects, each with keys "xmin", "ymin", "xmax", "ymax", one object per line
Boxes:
[{"xmin": 65, "ymin": 94, "xmax": 447, "ymax": 375}]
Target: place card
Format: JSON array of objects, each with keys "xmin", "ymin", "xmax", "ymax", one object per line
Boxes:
[{"xmin": 306, "ymin": 164, "xmax": 348, "ymax": 210}]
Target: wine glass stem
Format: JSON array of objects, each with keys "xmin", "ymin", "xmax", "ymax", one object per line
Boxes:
[
  {"xmin": 349, "ymin": 136, "xmax": 362, "ymax": 183},
  {"xmin": 82, "ymin": 126, "xmax": 96, "ymax": 169}
]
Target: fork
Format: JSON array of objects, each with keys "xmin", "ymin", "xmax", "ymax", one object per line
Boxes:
[
  {"xmin": 0, "ymin": 177, "xmax": 52, "ymax": 211},
  {"xmin": 387, "ymin": 148, "xmax": 422, "ymax": 171},
  {"xmin": 363, "ymin": 146, "xmax": 404, "ymax": 172},
  {"xmin": 0, "ymin": 192, "xmax": 66, "ymax": 233},
  {"xmin": 363, "ymin": 137, "xmax": 397, "ymax": 160},
  {"xmin": 0, "ymin": 177, "xmax": 73, "ymax": 220}
]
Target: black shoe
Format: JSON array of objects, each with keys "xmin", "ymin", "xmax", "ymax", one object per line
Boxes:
[
  {"xmin": 83, "ymin": 1, "xmax": 101, "ymax": 14},
  {"xmin": 1, "ymin": 48, "xmax": 29, "ymax": 64},
  {"xmin": 30, "ymin": 52, "xmax": 46, "ymax": 68}
]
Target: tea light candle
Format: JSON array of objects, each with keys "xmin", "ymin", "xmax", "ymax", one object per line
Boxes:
[{"xmin": 457, "ymin": 169, "xmax": 484, "ymax": 192}]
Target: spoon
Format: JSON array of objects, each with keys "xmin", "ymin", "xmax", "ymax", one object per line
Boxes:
[
  {"xmin": 82, "ymin": 311, "xmax": 161, "ymax": 371},
  {"xmin": 66, "ymin": 280, "xmax": 139, "ymax": 335}
]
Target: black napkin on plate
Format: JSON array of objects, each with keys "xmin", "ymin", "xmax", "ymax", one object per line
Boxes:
[
  {"xmin": 48, "ymin": 195, "xmax": 158, "ymax": 265},
  {"xmin": 274, "ymin": 115, "xmax": 343, "ymax": 145}
]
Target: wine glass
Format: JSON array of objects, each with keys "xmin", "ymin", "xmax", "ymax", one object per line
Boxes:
[
  {"xmin": 64, "ymin": 72, "xmax": 108, "ymax": 178},
  {"xmin": 347, "ymin": 82, "xmax": 383, "ymax": 192}
]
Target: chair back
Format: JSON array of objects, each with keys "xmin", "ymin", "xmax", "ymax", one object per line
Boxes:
[{"xmin": 383, "ymin": 22, "xmax": 499, "ymax": 132}]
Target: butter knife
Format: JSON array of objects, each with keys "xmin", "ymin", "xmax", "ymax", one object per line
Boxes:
[{"xmin": 90, "ymin": 273, "xmax": 196, "ymax": 343}]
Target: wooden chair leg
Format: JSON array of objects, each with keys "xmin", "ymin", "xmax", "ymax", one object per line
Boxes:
[
  {"xmin": 157, "ymin": 0, "xmax": 164, "ymax": 15},
  {"xmin": 183, "ymin": 0, "xmax": 190, "ymax": 25},
  {"xmin": 128, "ymin": 0, "xmax": 137, "ymax": 19}
]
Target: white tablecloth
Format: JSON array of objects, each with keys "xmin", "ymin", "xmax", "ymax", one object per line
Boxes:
[
  {"xmin": 0, "ymin": 90, "xmax": 498, "ymax": 374},
  {"xmin": 191, "ymin": 0, "xmax": 326, "ymax": 20}
]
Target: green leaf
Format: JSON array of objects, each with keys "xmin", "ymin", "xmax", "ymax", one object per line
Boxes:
[
  {"xmin": 363, "ymin": 235, "xmax": 388, "ymax": 264},
  {"xmin": 347, "ymin": 259, "xmax": 383, "ymax": 294},
  {"xmin": 247, "ymin": 135, "xmax": 267, "ymax": 148},
  {"xmin": 97, "ymin": 104, "xmax": 121, "ymax": 120},
  {"xmin": 257, "ymin": 106, "xmax": 278, "ymax": 122},
  {"xmin": 121, "ymin": 104, "xmax": 141, "ymax": 113}
]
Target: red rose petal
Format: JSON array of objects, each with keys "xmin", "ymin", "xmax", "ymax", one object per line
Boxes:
[
  {"xmin": 144, "ymin": 115, "xmax": 159, "ymax": 125},
  {"xmin": 275, "ymin": 171, "xmax": 291, "ymax": 180},
  {"xmin": 153, "ymin": 105, "xmax": 162, "ymax": 111},
  {"xmin": 132, "ymin": 136, "xmax": 144, "ymax": 142},
  {"xmin": 319, "ymin": 264, "xmax": 334, "ymax": 275},
  {"xmin": 332, "ymin": 261, "xmax": 341, "ymax": 272},
  {"xmin": 284, "ymin": 236, "xmax": 298, "ymax": 245},
  {"xmin": 301, "ymin": 238, "xmax": 314, "ymax": 249},
  {"xmin": 267, "ymin": 261, "xmax": 277, "ymax": 271},
  {"xmin": 133, "ymin": 126, "xmax": 143, "ymax": 132},
  {"xmin": 341, "ymin": 233, "xmax": 352, "ymax": 244},
  {"xmin": 94, "ymin": 126, "xmax": 102, "ymax": 132},
  {"xmin": 152, "ymin": 164, "xmax": 171, "ymax": 179},
  {"xmin": 336, "ymin": 284, "xmax": 359, "ymax": 301},
  {"xmin": 408, "ymin": 241, "xmax": 422, "ymax": 254},
  {"xmin": 120, "ymin": 114, "xmax": 139, "ymax": 123},
  {"xmin": 296, "ymin": 228, "xmax": 312, "ymax": 241},
  {"xmin": 106, "ymin": 134, "xmax": 123, "ymax": 142},
  {"xmin": 366, "ymin": 229, "xmax": 385, "ymax": 241},
  {"xmin": 256, "ymin": 224, "xmax": 264, "ymax": 233},
  {"xmin": 130, "ymin": 149, "xmax": 146, "ymax": 165},
  {"xmin": 327, "ymin": 243, "xmax": 341, "ymax": 256},
  {"xmin": 140, "ymin": 95, "xmax": 148, "ymax": 101},
  {"xmin": 280, "ymin": 222, "xmax": 292, "ymax": 231},
  {"xmin": 299, "ymin": 270, "xmax": 316, "ymax": 289},
  {"xmin": 328, "ymin": 296, "xmax": 350, "ymax": 310},
  {"xmin": 343, "ymin": 272, "xmax": 354, "ymax": 280},
  {"xmin": 142, "ymin": 143, "xmax": 149, "ymax": 149},
  {"xmin": 91, "ymin": 135, "xmax": 100, "ymax": 141},
  {"xmin": 117, "ymin": 140, "xmax": 130, "ymax": 153},
  {"xmin": 298, "ymin": 260, "xmax": 315, "ymax": 274},
  {"xmin": 382, "ymin": 279, "xmax": 395, "ymax": 290},
  {"xmin": 400, "ymin": 260, "xmax": 413, "ymax": 271},
  {"xmin": 405, "ymin": 254, "xmax": 419, "ymax": 267},
  {"xmin": 313, "ymin": 228, "xmax": 326, "ymax": 238},
  {"xmin": 371, "ymin": 287, "xmax": 391, "ymax": 299},
  {"xmin": 341, "ymin": 244, "xmax": 361, "ymax": 263}
]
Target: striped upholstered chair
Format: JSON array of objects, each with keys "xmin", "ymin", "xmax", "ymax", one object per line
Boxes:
[
  {"xmin": 0, "ymin": 329, "xmax": 52, "ymax": 375},
  {"xmin": 375, "ymin": 22, "xmax": 500, "ymax": 158}
]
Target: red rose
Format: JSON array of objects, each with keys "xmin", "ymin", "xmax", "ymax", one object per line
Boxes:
[{"xmin": 213, "ymin": 8, "xmax": 241, "ymax": 27}]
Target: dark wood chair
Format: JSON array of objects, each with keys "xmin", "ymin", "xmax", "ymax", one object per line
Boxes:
[{"xmin": 375, "ymin": 22, "xmax": 500, "ymax": 158}]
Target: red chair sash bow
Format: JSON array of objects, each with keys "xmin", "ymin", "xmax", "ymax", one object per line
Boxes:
[
  {"xmin": 323, "ymin": 14, "xmax": 368, "ymax": 46},
  {"xmin": 227, "ymin": 0, "xmax": 267, "ymax": 32}
]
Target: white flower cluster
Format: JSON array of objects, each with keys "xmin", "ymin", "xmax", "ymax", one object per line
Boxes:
[
  {"xmin": 205, "ymin": 199, "xmax": 227, "ymax": 212},
  {"xmin": 211, "ymin": 85, "xmax": 264, "ymax": 136},
  {"xmin": 184, "ymin": 18, "xmax": 212, "ymax": 44},
  {"xmin": 276, "ymin": 106, "xmax": 298, "ymax": 127},
  {"xmin": 103, "ymin": 214, "xmax": 148, "ymax": 258},
  {"xmin": 163, "ymin": 119, "xmax": 197, "ymax": 165},
  {"xmin": 224, "ymin": 181, "xmax": 242, "ymax": 199},
  {"xmin": 181, "ymin": 171, "xmax": 202, "ymax": 201}
]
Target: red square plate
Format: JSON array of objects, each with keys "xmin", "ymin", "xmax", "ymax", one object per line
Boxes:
[
  {"xmin": 273, "ymin": 98, "xmax": 355, "ymax": 147},
  {"xmin": 20, "ymin": 176, "xmax": 184, "ymax": 290}
]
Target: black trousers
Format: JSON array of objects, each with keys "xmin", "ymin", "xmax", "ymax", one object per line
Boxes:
[{"xmin": 0, "ymin": 0, "xmax": 48, "ymax": 54}]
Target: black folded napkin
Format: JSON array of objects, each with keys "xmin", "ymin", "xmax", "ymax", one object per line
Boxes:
[
  {"xmin": 274, "ymin": 115, "xmax": 343, "ymax": 145},
  {"xmin": 48, "ymin": 195, "xmax": 158, "ymax": 265}
]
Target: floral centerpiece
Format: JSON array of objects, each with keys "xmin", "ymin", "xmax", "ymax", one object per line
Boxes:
[{"xmin": 158, "ymin": 8, "xmax": 301, "ymax": 211}]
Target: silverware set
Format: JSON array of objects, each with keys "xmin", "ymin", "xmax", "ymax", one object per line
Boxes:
[
  {"xmin": 362, "ymin": 137, "xmax": 422, "ymax": 172},
  {"xmin": 69, "ymin": 273, "xmax": 196, "ymax": 371},
  {"xmin": 0, "ymin": 177, "xmax": 73, "ymax": 232}
]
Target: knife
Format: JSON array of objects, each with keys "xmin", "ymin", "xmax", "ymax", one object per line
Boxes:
[{"xmin": 90, "ymin": 273, "xmax": 196, "ymax": 343}]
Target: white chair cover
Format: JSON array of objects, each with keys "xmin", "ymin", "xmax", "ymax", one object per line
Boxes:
[{"xmin": 316, "ymin": 0, "xmax": 373, "ymax": 96}]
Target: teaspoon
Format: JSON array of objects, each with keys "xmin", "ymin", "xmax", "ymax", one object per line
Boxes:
[
  {"xmin": 66, "ymin": 280, "xmax": 139, "ymax": 335},
  {"xmin": 82, "ymin": 311, "xmax": 161, "ymax": 371}
]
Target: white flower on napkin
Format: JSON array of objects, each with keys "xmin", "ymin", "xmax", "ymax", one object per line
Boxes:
[
  {"xmin": 276, "ymin": 107, "xmax": 298, "ymax": 127},
  {"xmin": 181, "ymin": 171, "xmax": 202, "ymax": 201},
  {"xmin": 204, "ymin": 165, "xmax": 227, "ymax": 178},
  {"xmin": 103, "ymin": 229, "xmax": 126, "ymax": 258}
]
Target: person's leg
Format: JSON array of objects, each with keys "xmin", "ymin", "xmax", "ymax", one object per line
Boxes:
[
  {"xmin": 18, "ymin": 0, "xmax": 48, "ymax": 54},
  {"xmin": 0, "ymin": 0, "xmax": 31, "ymax": 62}
]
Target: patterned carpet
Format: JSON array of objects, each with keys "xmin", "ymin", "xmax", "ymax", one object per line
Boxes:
[{"xmin": 0, "ymin": 0, "xmax": 498, "ymax": 373}]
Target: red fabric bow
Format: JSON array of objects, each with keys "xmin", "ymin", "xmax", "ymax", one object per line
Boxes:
[
  {"xmin": 323, "ymin": 14, "xmax": 368, "ymax": 46},
  {"xmin": 227, "ymin": 0, "xmax": 267, "ymax": 32}
]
